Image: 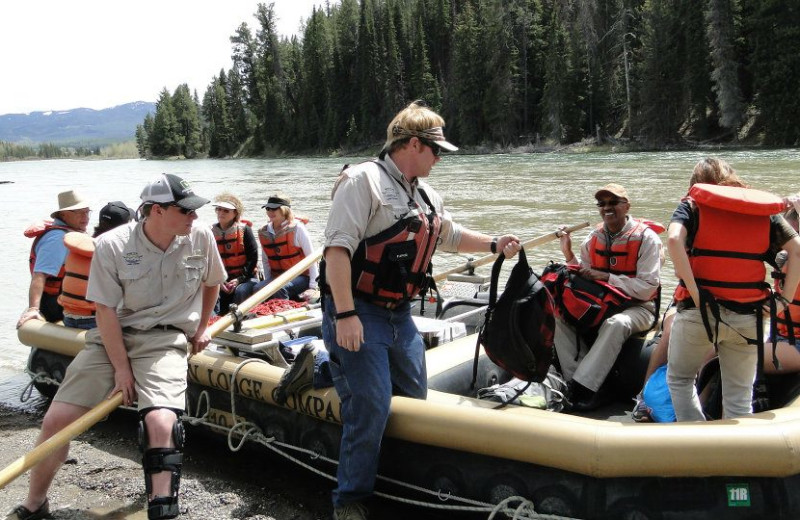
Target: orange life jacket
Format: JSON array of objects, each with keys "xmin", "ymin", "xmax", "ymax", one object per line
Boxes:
[
  {"xmin": 259, "ymin": 222, "xmax": 309, "ymax": 277},
  {"xmin": 588, "ymin": 218, "xmax": 661, "ymax": 282},
  {"xmin": 674, "ymin": 183, "xmax": 786, "ymax": 304},
  {"xmin": 348, "ymin": 173, "xmax": 442, "ymax": 307},
  {"xmin": 26, "ymin": 220, "xmax": 77, "ymax": 296},
  {"xmin": 773, "ymin": 261, "xmax": 800, "ymax": 339},
  {"xmin": 213, "ymin": 221, "xmax": 250, "ymax": 280},
  {"xmin": 57, "ymin": 232, "xmax": 96, "ymax": 316}
]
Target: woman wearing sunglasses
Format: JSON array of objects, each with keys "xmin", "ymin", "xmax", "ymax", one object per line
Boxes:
[
  {"xmin": 210, "ymin": 193, "xmax": 259, "ymax": 315},
  {"xmin": 240, "ymin": 192, "xmax": 318, "ymax": 303}
]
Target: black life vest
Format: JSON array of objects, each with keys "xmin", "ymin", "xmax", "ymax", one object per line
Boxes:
[{"xmin": 326, "ymin": 161, "xmax": 442, "ymax": 308}]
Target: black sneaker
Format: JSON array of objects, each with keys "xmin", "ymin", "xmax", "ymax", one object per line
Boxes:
[
  {"xmin": 6, "ymin": 498, "xmax": 50, "ymax": 520},
  {"xmin": 571, "ymin": 387, "xmax": 612, "ymax": 412},
  {"xmin": 274, "ymin": 344, "xmax": 315, "ymax": 405}
]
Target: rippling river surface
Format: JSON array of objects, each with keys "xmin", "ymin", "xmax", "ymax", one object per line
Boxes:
[{"xmin": 1, "ymin": 149, "xmax": 799, "ymax": 405}]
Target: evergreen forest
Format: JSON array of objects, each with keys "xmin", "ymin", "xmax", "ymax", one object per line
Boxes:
[{"xmin": 135, "ymin": 0, "xmax": 800, "ymax": 159}]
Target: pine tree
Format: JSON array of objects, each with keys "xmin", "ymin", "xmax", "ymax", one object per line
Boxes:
[
  {"xmin": 202, "ymin": 73, "xmax": 232, "ymax": 157},
  {"xmin": 227, "ymin": 67, "xmax": 251, "ymax": 153},
  {"xmin": 172, "ymin": 83, "xmax": 203, "ymax": 158},
  {"xmin": 539, "ymin": 0, "xmax": 574, "ymax": 143},
  {"xmin": 409, "ymin": 14, "xmax": 440, "ymax": 108},
  {"xmin": 300, "ymin": 6, "xmax": 335, "ymax": 149},
  {"xmin": 381, "ymin": 0, "xmax": 406, "ymax": 118},
  {"xmin": 744, "ymin": 0, "xmax": 800, "ymax": 145},
  {"xmin": 706, "ymin": 0, "xmax": 744, "ymax": 134},
  {"xmin": 253, "ymin": 3, "xmax": 289, "ymax": 151},
  {"xmin": 355, "ymin": 0, "xmax": 384, "ymax": 143},
  {"xmin": 135, "ymin": 118, "xmax": 150, "ymax": 158},
  {"xmin": 149, "ymin": 88, "xmax": 180, "ymax": 157},
  {"xmin": 451, "ymin": 1, "xmax": 486, "ymax": 145},
  {"xmin": 636, "ymin": 0, "xmax": 687, "ymax": 144}
]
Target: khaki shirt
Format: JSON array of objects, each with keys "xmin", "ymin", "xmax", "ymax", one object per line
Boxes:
[
  {"xmin": 324, "ymin": 156, "xmax": 463, "ymax": 255},
  {"xmin": 87, "ymin": 220, "xmax": 226, "ymax": 336}
]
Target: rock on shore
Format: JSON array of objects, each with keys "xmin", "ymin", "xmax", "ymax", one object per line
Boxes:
[{"xmin": 0, "ymin": 403, "xmax": 335, "ymax": 519}]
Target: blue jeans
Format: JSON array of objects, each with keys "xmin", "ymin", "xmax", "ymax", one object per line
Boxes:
[
  {"xmin": 322, "ymin": 296, "xmax": 426, "ymax": 508},
  {"xmin": 313, "ymin": 347, "xmax": 333, "ymax": 389},
  {"xmin": 63, "ymin": 315, "xmax": 96, "ymax": 330},
  {"xmin": 239, "ymin": 275, "xmax": 310, "ymax": 302},
  {"xmin": 214, "ymin": 278, "xmax": 259, "ymax": 315}
]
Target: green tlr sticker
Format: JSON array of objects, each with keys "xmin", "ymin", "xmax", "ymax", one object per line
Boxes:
[{"xmin": 727, "ymin": 483, "xmax": 751, "ymax": 507}]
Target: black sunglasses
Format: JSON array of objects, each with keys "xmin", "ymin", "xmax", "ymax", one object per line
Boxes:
[
  {"xmin": 419, "ymin": 138, "xmax": 442, "ymax": 157},
  {"xmin": 163, "ymin": 203, "xmax": 195, "ymax": 215},
  {"xmin": 596, "ymin": 199, "xmax": 626, "ymax": 208}
]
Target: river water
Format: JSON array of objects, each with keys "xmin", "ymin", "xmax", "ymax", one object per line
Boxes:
[{"xmin": 1, "ymin": 149, "xmax": 799, "ymax": 406}]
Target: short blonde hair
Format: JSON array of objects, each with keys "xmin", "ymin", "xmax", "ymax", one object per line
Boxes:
[
  {"xmin": 383, "ymin": 101, "xmax": 447, "ymax": 154},
  {"xmin": 214, "ymin": 192, "xmax": 244, "ymax": 221}
]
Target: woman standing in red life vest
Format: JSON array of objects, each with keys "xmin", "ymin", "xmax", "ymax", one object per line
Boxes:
[
  {"xmin": 667, "ymin": 158, "xmax": 800, "ymax": 420},
  {"xmin": 210, "ymin": 193, "xmax": 259, "ymax": 315},
  {"xmin": 246, "ymin": 192, "xmax": 318, "ymax": 302},
  {"xmin": 630, "ymin": 158, "xmax": 752, "ymax": 421}
]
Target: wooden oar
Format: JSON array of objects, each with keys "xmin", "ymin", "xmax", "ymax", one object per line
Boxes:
[
  {"xmin": 0, "ymin": 249, "xmax": 323, "ymax": 490},
  {"xmin": 207, "ymin": 249, "xmax": 322, "ymax": 334},
  {"xmin": 432, "ymin": 221, "xmax": 590, "ymax": 283}
]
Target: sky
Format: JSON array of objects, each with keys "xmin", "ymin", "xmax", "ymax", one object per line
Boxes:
[{"xmin": 0, "ymin": 1, "xmax": 333, "ymax": 115}]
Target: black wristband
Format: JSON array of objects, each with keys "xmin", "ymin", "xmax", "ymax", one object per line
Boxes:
[
  {"xmin": 335, "ymin": 310, "xmax": 358, "ymax": 320},
  {"xmin": 490, "ymin": 237, "xmax": 498, "ymax": 254}
]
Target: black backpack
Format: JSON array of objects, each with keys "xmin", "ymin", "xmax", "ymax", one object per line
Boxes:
[{"xmin": 474, "ymin": 248, "xmax": 555, "ymax": 384}]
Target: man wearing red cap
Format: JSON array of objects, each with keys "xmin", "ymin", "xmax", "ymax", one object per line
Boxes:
[{"xmin": 557, "ymin": 183, "xmax": 663, "ymax": 411}]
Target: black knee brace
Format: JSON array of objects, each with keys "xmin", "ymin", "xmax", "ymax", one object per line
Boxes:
[{"xmin": 139, "ymin": 408, "xmax": 185, "ymax": 520}]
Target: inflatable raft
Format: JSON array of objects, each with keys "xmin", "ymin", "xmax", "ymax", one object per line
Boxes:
[{"xmin": 17, "ymin": 305, "xmax": 800, "ymax": 520}]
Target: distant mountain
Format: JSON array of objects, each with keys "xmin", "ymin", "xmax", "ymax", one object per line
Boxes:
[{"xmin": 0, "ymin": 102, "xmax": 155, "ymax": 146}]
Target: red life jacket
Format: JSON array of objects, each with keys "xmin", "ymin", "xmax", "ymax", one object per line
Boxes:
[
  {"xmin": 674, "ymin": 183, "xmax": 786, "ymax": 305},
  {"xmin": 349, "ymin": 173, "xmax": 442, "ymax": 307},
  {"xmin": 57, "ymin": 232, "xmax": 96, "ymax": 316},
  {"xmin": 259, "ymin": 222, "xmax": 309, "ymax": 277},
  {"xmin": 773, "ymin": 261, "xmax": 800, "ymax": 339},
  {"xmin": 213, "ymin": 221, "xmax": 250, "ymax": 280},
  {"xmin": 26, "ymin": 220, "xmax": 77, "ymax": 296},
  {"xmin": 588, "ymin": 218, "xmax": 662, "ymax": 285}
]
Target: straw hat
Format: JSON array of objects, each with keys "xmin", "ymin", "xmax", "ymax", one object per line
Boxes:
[{"xmin": 51, "ymin": 190, "xmax": 90, "ymax": 219}]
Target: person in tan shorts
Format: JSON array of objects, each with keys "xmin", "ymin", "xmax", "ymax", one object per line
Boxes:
[{"xmin": 7, "ymin": 174, "xmax": 226, "ymax": 520}]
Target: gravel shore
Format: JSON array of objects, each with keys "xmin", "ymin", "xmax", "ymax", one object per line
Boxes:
[{"xmin": 0, "ymin": 402, "xmax": 431, "ymax": 520}]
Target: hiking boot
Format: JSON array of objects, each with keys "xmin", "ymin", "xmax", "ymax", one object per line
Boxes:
[
  {"xmin": 6, "ymin": 499, "xmax": 50, "ymax": 520},
  {"xmin": 333, "ymin": 502, "xmax": 368, "ymax": 520},
  {"xmin": 631, "ymin": 393, "xmax": 652, "ymax": 423},
  {"xmin": 274, "ymin": 343, "xmax": 315, "ymax": 405}
]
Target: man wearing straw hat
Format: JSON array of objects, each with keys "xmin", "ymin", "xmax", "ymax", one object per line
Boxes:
[
  {"xmin": 7, "ymin": 174, "xmax": 225, "ymax": 520},
  {"xmin": 17, "ymin": 190, "xmax": 91, "ymax": 328}
]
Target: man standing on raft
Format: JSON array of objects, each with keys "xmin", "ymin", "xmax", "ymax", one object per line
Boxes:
[{"xmin": 319, "ymin": 100, "xmax": 520, "ymax": 520}]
